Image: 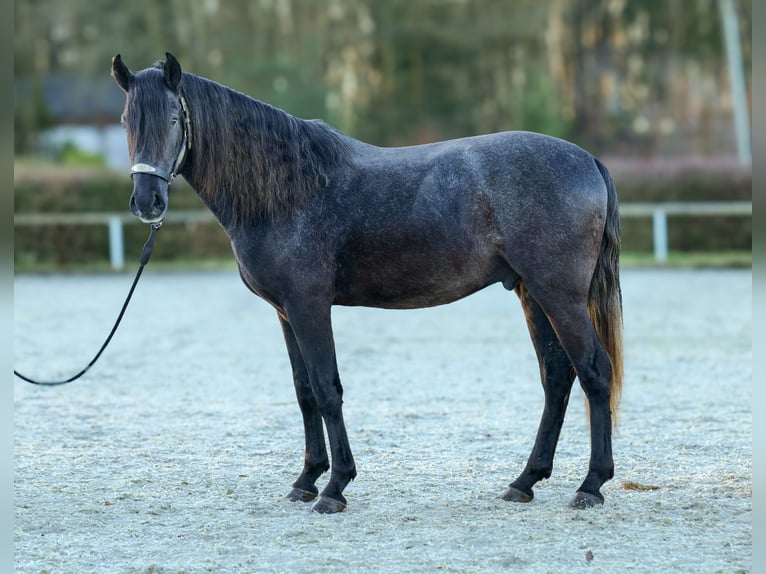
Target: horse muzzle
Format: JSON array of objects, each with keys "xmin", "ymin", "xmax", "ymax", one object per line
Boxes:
[{"xmin": 130, "ymin": 173, "xmax": 168, "ymax": 223}]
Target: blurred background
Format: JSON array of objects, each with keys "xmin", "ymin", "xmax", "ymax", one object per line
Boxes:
[{"xmin": 14, "ymin": 0, "xmax": 752, "ymax": 270}]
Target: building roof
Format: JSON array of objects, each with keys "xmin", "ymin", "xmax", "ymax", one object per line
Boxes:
[{"xmin": 16, "ymin": 74, "xmax": 125, "ymax": 125}]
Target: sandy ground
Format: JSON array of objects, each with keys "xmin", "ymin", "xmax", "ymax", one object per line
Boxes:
[{"xmin": 14, "ymin": 268, "xmax": 751, "ymax": 573}]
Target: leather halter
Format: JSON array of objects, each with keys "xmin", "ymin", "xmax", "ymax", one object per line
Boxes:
[{"xmin": 130, "ymin": 94, "xmax": 192, "ymax": 185}]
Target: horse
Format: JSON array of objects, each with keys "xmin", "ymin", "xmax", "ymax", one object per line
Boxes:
[{"xmin": 112, "ymin": 52, "xmax": 623, "ymax": 514}]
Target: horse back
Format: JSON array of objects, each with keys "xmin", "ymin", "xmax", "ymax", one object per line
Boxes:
[{"xmin": 326, "ymin": 131, "xmax": 605, "ymax": 307}]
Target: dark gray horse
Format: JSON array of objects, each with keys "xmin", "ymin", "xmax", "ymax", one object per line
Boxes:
[{"xmin": 112, "ymin": 52, "xmax": 623, "ymax": 514}]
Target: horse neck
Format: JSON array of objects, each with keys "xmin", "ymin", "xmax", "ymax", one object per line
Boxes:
[{"xmin": 180, "ymin": 76, "xmax": 348, "ymax": 228}]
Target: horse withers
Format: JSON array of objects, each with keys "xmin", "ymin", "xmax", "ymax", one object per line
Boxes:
[{"xmin": 112, "ymin": 52, "xmax": 623, "ymax": 514}]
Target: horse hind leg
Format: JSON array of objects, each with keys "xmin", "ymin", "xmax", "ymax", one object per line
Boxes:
[
  {"xmin": 501, "ymin": 282, "xmax": 576, "ymax": 503},
  {"xmin": 523, "ymin": 282, "xmax": 615, "ymax": 508}
]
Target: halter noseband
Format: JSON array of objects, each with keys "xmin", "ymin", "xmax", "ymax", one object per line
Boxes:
[{"xmin": 130, "ymin": 94, "xmax": 192, "ymax": 185}]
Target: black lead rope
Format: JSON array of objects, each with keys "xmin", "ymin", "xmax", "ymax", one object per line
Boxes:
[{"xmin": 14, "ymin": 222, "xmax": 162, "ymax": 386}]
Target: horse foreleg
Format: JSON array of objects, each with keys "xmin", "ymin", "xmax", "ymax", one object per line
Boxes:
[
  {"xmin": 283, "ymin": 303, "xmax": 356, "ymax": 514},
  {"xmin": 280, "ymin": 316, "xmax": 330, "ymax": 502},
  {"xmin": 501, "ymin": 284, "xmax": 576, "ymax": 503}
]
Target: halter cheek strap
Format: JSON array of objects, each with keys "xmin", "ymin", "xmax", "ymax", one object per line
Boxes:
[{"xmin": 130, "ymin": 95, "xmax": 192, "ymax": 185}]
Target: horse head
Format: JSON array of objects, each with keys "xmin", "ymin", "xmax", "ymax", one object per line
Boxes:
[{"xmin": 111, "ymin": 52, "xmax": 191, "ymax": 223}]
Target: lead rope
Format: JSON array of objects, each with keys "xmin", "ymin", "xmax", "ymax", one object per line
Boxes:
[{"xmin": 14, "ymin": 222, "xmax": 162, "ymax": 386}]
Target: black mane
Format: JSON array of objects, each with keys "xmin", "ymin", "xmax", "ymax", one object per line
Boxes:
[{"xmin": 133, "ymin": 64, "xmax": 351, "ymax": 222}]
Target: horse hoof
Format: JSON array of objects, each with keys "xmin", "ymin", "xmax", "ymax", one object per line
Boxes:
[
  {"xmin": 499, "ymin": 486, "xmax": 533, "ymax": 503},
  {"xmin": 569, "ymin": 491, "xmax": 604, "ymax": 508},
  {"xmin": 286, "ymin": 488, "xmax": 317, "ymax": 502},
  {"xmin": 311, "ymin": 496, "xmax": 346, "ymax": 514}
]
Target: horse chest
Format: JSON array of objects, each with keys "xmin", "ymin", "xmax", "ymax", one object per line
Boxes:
[{"xmin": 230, "ymin": 227, "xmax": 334, "ymax": 306}]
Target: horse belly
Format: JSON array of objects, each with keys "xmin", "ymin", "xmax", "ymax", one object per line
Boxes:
[{"xmin": 334, "ymin": 238, "xmax": 506, "ymax": 309}]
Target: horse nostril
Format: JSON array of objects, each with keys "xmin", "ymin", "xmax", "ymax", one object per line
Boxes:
[{"xmin": 152, "ymin": 192, "xmax": 165, "ymax": 214}]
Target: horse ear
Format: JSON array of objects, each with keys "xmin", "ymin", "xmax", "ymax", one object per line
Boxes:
[
  {"xmin": 111, "ymin": 54, "xmax": 134, "ymax": 92},
  {"xmin": 164, "ymin": 52, "xmax": 182, "ymax": 92}
]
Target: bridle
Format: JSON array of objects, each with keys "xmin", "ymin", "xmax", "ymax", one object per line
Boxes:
[{"xmin": 129, "ymin": 94, "xmax": 192, "ymax": 185}]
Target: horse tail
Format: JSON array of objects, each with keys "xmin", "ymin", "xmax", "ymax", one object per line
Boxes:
[{"xmin": 589, "ymin": 157, "xmax": 623, "ymax": 427}]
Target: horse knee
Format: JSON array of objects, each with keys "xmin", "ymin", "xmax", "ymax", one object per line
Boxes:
[
  {"xmin": 312, "ymin": 375, "xmax": 344, "ymax": 415},
  {"xmin": 296, "ymin": 394, "xmax": 319, "ymax": 415},
  {"xmin": 294, "ymin": 379, "xmax": 319, "ymax": 410}
]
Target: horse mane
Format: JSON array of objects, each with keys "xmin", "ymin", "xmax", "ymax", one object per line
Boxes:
[{"xmin": 145, "ymin": 61, "xmax": 351, "ymax": 222}]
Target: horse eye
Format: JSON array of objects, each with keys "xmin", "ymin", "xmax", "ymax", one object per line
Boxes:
[{"xmin": 170, "ymin": 116, "xmax": 178, "ymax": 126}]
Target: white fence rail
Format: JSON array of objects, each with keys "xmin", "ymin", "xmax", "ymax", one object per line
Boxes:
[
  {"xmin": 15, "ymin": 202, "xmax": 751, "ymax": 269},
  {"xmin": 619, "ymin": 201, "xmax": 751, "ymax": 262}
]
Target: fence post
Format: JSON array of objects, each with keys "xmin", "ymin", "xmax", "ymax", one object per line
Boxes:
[
  {"xmin": 652, "ymin": 208, "xmax": 668, "ymax": 263},
  {"xmin": 108, "ymin": 217, "xmax": 125, "ymax": 271}
]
